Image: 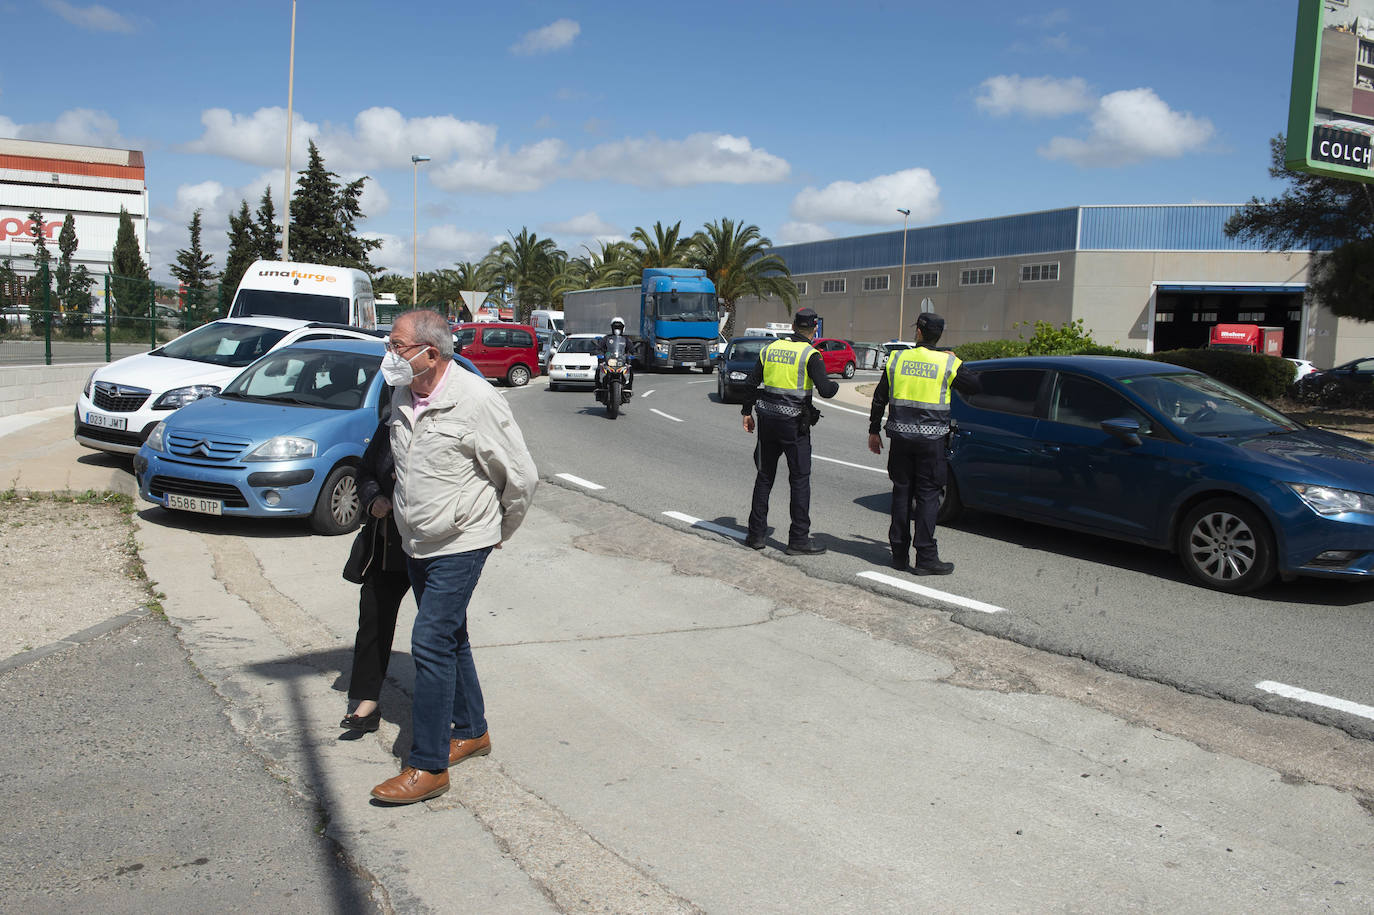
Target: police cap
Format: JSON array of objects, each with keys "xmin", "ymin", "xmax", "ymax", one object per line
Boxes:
[
  {"xmin": 793, "ymin": 307, "xmax": 819, "ymax": 329},
  {"xmin": 915, "ymin": 312, "xmax": 945, "ymax": 336}
]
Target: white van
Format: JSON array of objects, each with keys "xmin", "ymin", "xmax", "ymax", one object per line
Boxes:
[
  {"xmin": 742, "ymin": 322, "xmax": 792, "ymax": 339},
  {"xmin": 228, "ymin": 260, "xmax": 377, "ymax": 329},
  {"xmin": 530, "ymin": 309, "xmax": 564, "ymax": 334}
]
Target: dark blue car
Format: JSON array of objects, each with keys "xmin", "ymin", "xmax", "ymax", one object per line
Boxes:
[{"xmin": 943, "ymin": 356, "xmax": 1374, "ymax": 593}]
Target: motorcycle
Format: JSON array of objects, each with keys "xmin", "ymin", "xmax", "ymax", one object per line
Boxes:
[{"xmin": 594, "ymin": 355, "xmax": 633, "ymax": 419}]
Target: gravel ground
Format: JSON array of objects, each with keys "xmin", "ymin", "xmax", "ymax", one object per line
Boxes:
[{"xmin": 0, "ymin": 497, "xmax": 149, "ymax": 658}]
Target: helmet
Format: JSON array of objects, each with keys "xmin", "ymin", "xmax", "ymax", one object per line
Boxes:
[{"xmin": 611, "ymin": 316, "xmax": 625, "ymax": 332}]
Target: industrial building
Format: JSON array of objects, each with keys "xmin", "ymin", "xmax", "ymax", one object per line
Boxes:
[
  {"xmin": 0, "ymin": 137, "xmax": 148, "ymax": 279},
  {"xmin": 734, "ymin": 205, "xmax": 1369, "ymax": 368}
]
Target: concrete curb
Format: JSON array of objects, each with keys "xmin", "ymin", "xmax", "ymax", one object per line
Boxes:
[{"xmin": 0, "ymin": 607, "xmax": 150, "ymax": 676}]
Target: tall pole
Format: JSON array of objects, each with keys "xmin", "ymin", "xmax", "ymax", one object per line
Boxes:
[
  {"xmin": 281, "ymin": 0, "xmax": 297, "ymax": 261},
  {"xmin": 410, "ymin": 155, "xmax": 430, "ymax": 305},
  {"xmin": 896, "ymin": 208, "xmax": 910, "ymax": 339}
]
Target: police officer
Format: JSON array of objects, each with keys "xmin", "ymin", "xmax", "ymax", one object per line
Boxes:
[
  {"xmin": 740, "ymin": 308, "xmax": 839, "ymax": 554},
  {"xmin": 867, "ymin": 312, "xmax": 980, "ymax": 574}
]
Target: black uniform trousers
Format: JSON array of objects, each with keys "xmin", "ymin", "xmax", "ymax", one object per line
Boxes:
[
  {"xmin": 748, "ymin": 412, "xmax": 812, "ymax": 545},
  {"xmin": 347, "ymin": 568, "xmax": 412, "ymax": 703},
  {"xmin": 887, "ymin": 434, "xmax": 947, "ymax": 564}
]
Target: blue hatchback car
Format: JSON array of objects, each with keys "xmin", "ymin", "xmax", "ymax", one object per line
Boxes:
[{"xmin": 943, "ymin": 356, "xmax": 1374, "ymax": 592}]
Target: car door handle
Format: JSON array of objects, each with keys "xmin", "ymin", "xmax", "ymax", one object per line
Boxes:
[{"xmin": 1039, "ymin": 444, "xmax": 1061, "ymax": 454}]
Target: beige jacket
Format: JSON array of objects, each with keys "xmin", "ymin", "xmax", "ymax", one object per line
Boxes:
[{"xmin": 389, "ymin": 364, "xmax": 538, "ymax": 559}]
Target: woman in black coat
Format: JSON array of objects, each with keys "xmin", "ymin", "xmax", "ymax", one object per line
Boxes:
[{"xmin": 339, "ymin": 417, "xmax": 411, "ymax": 731}]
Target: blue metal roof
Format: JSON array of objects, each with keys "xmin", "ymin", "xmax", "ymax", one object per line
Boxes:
[{"xmin": 767, "ymin": 205, "xmax": 1305, "ymax": 275}]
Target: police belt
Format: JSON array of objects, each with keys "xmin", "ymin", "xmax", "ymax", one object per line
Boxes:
[{"xmin": 755, "ymin": 398, "xmax": 804, "ymax": 418}]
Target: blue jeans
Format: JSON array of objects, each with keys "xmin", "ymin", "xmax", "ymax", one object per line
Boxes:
[{"xmin": 406, "ymin": 547, "xmax": 492, "ymax": 771}]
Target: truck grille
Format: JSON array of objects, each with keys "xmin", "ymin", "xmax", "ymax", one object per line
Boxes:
[
  {"xmin": 148, "ymin": 476, "xmax": 249, "ymax": 507},
  {"xmin": 671, "ymin": 342, "xmax": 707, "ymax": 362},
  {"xmin": 166, "ymin": 431, "xmax": 253, "ymax": 462},
  {"xmin": 92, "ymin": 381, "xmax": 150, "ymax": 412}
]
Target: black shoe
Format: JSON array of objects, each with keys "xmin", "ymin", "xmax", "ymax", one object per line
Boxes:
[
  {"xmin": 744, "ymin": 536, "xmax": 766, "ymax": 551},
  {"xmin": 912, "ymin": 559, "xmax": 954, "ymax": 576},
  {"xmin": 785, "ymin": 538, "xmax": 827, "ymax": 556},
  {"xmin": 891, "ymin": 555, "xmax": 908, "ymax": 571},
  {"xmin": 340, "ymin": 709, "xmax": 381, "ymax": 732}
]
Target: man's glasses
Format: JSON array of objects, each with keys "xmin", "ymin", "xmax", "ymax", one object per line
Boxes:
[{"xmin": 384, "ymin": 340, "xmax": 427, "ymax": 355}]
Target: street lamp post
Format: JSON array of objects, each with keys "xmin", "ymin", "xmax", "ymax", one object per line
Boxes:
[
  {"xmin": 281, "ymin": 0, "xmax": 296, "ymax": 261},
  {"xmin": 896, "ymin": 208, "xmax": 910, "ymax": 339},
  {"xmin": 411, "ymin": 154, "xmax": 430, "ymax": 305}
]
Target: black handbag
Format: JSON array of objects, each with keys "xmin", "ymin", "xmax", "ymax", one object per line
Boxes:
[{"xmin": 342, "ymin": 518, "xmax": 377, "ymax": 584}]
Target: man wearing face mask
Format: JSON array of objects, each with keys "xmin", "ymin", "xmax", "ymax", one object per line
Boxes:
[{"xmin": 370, "ymin": 310, "xmax": 538, "ymax": 805}]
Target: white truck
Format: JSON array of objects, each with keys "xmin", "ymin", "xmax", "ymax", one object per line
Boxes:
[{"xmin": 227, "ymin": 260, "xmax": 377, "ymax": 329}]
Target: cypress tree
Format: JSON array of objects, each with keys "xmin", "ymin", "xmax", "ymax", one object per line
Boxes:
[
  {"xmin": 254, "ymin": 186, "xmax": 280, "ymax": 261},
  {"xmin": 170, "ymin": 210, "xmax": 219, "ymax": 328},
  {"xmin": 55, "ymin": 214, "xmax": 93, "ymax": 336},
  {"xmin": 111, "ymin": 206, "xmax": 150, "ymax": 330},
  {"xmin": 26, "ymin": 210, "xmax": 52, "ymax": 331},
  {"xmin": 337, "ymin": 176, "xmax": 381, "ymax": 273},
  {"xmin": 289, "ymin": 141, "xmax": 339, "ymax": 264},
  {"xmin": 223, "ymin": 200, "xmax": 256, "ymax": 299}
]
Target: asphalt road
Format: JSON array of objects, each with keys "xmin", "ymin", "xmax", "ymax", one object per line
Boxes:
[{"xmin": 506, "ymin": 369, "xmax": 1374, "ymax": 741}]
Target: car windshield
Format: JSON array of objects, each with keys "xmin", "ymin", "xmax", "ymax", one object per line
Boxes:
[
  {"xmin": 222, "ymin": 349, "xmax": 379, "ymax": 409},
  {"xmin": 1120, "ymin": 372, "xmax": 1301, "ymax": 437},
  {"xmin": 231, "ymin": 288, "xmax": 350, "ymax": 324},
  {"xmin": 559, "ymin": 337, "xmax": 600, "ymax": 355},
  {"xmin": 654, "ymin": 291, "xmax": 717, "ymax": 322},
  {"xmin": 727, "ymin": 340, "xmax": 768, "ymax": 361},
  {"xmin": 154, "ymin": 321, "xmax": 290, "ymax": 367}
]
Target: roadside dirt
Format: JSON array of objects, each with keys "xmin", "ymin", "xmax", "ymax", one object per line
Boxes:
[{"xmin": 0, "ymin": 496, "xmax": 149, "ymax": 657}]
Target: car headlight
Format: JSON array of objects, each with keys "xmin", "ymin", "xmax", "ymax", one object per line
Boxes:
[
  {"xmin": 83, "ymin": 371, "xmax": 94, "ymax": 397},
  {"xmin": 655, "ymin": 342, "xmax": 670, "ymax": 355},
  {"xmin": 145, "ymin": 421, "xmax": 167, "ymax": 452},
  {"xmin": 1287, "ymin": 482, "xmax": 1374, "ymax": 515},
  {"xmin": 153, "ymin": 385, "xmax": 220, "ymax": 410},
  {"xmin": 244, "ymin": 436, "xmax": 317, "ymax": 462},
  {"xmin": 728, "ymin": 371, "xmax": 748, "ymax": 381}
]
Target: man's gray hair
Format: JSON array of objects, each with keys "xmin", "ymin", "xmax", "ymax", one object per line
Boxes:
[{"xmin": 399, "ymin": 309, "xmax": 454, "ymax": 360}]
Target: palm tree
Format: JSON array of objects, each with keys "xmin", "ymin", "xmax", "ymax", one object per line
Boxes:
[
  {"xmin": 451, "ymin": 261, "xmax": 497, "ymax": 320},
  {"xmin": 480, "ymin": 228, "xmax": 565, "ymax": 324},
  {"xmin": 689, "ymin": 218, "xmax": 797, "ymax": 338},
  {"xmin": 580, "ymin": 239, "xmax": 638, "ymax": 288},
  {"xmin": 616, "ymin": 220, "xmax": 694, "ymax": 286}
]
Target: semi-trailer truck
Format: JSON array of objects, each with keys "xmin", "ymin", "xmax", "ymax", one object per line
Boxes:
[{"xmin": 563, "ymin": 268, "xmax": 718, "ymax": 371}]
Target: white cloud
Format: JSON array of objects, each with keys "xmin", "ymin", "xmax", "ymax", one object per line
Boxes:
[
  {"xmin": 368, "ymin": 225, "xmax": 504, "ymax": 274},
  {"xmin": 44, "ymin": 0, "xmax": 134, "ymax": 33},
  {"xmin": 543, "ymin": 211, "xmax": 619, "ymax": 237},
  {"xmin": 567, "ymin": 133, "xmax": 790, "ymax": 187},
  {"xmin": 790, "ymin": 168, "xmax": 941, "ymax": 226},
  {"xmin": 975, "ymin": 75, "xmax": 1094, "ymax": 118},
  {"xmin": 510, "ymin": 19, "xmax": 580, "ymax": 55},
  {"xmin": 1039, "ymin": 88, "xmax": 1215, "ymax": 166},
  {"xmin": 429, "ymin": 138, "xmax": 565, "ymax": 193},
  {"xmin": 776, "ymin": 222, "xmax": 834, "ymax": 245},
  {"xmin": 182, "ymin": 107, "xmax": 316, "ymax": 167},
  {"xmin": 1, "ymin": 108, "xmax": 130, "ymax": 148}
]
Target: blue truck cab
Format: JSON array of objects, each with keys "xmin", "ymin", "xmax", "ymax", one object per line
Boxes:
[{"xmin": 640, "ymin": 268, "xmax": 718, "ymax": 371}]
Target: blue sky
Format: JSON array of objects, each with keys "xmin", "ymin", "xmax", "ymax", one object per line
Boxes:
[{"xmin": 0, "ymin": 1, "xmax": 1304, "ymax": 281}]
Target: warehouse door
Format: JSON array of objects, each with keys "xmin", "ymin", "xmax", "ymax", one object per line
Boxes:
[{"xmin": 1152, "ymin": 286, "xmax": 1303, "ymax": 356}]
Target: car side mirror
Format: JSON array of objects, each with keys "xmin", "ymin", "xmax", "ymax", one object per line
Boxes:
[{"xmin": 1100, "ymin": 417, "xmax": 1142, "ymax": 447}]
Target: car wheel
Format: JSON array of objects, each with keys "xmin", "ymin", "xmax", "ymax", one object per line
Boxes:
[
  {"xmin": 936, "ymin": 474, "xmax": 963, "ymax": 524},
  {"xmin": 311, "ymin": 464, "xmax": 361, "ymax": 536},
  {"xmin": 717, "ymin": 373, "xmax": 731, "ymax": 404},
  {"xmin": 1176, "ymin": 498, "xmax": 1276, "ymax": 593},
  {"xmin": 842, "ymin": 361, "xmax": 856, "ymax": 379},
  {"xmin": 507, "ymin": 363, "xmax": 531, "ymax": 387}
]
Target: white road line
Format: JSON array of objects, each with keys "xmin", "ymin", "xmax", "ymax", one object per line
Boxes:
[
  {"xmin": 687, "ymin": 379, "xmax": 712, "ymax": 385},
  {"xmin": 650, "ymin": 408, "xmax": 683, "ymax": 423},
  {"xmin": 639, "ymin": 389, "xmax": 655, "ymax": 398},
  {"xmin": 555, "ymin": 473, "xmax": 605, "ymax": 490},
  {"xmin": 826, "ymin": 402, "xmax": 870, "ymax": 417},
  {"xmin": 662, "ymin": 511, "xmax": 746, "ymax": 541},
  {"xmin": 1255, "ymin": 681, "xmax": 1374, "ymax": 722},
  {"xmin": 815, "ymin": 454, "xmax": 886, "ymax": 473},
  {"xmin": 856, "ymin": 571, "xmax": 1007, "ymax": 614}
]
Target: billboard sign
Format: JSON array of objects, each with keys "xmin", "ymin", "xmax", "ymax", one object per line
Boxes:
[{"xmin": 1287, "ymin": 0, "xmax": 1374, "ymax": 181}]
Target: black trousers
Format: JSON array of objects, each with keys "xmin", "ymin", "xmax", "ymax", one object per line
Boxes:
[
  {"xmin": 347, "ymin": 568, "xmax": 412, "ymax": 703},
  {"xmin": 887, "ymin": 435, "xmax": 947, "ymax": 563},
  {"xmin": 748, "ymin": 413, "xmax": 812, "ymax": 545}
]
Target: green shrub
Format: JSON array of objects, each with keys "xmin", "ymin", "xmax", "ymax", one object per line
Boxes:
[
  {"xmin": 1150, "ymin": 349, "xmax": 1294, "ymax": 400},
  {"xmin": 1017, "ymin": 318, "xmax": 1096, "ymax": 355},
  {"xmin": 953, "ymin": 339, "xmax": 1029, "ymax": 361}
]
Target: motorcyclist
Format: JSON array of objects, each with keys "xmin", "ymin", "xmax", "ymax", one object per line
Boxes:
[{"xmin": 594, "ymin": 316, "xmax": 634, "ymax": 392}]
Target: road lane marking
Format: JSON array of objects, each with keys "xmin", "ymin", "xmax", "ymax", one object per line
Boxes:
[
  {"xmin": 856, "ymin": 571, "xmax": 1007, "ymax": 614},
  {"xmin": 825, "ymin": 402, "xmax": 870, "ymax": 417},
  {"xmin": 815, "ymin": 455, "xmax": 886, "ymax": 473},
  {"xmin": 662, "ymin": 511, "xmax": 746, "ymax": 541},
  {"xmin": 639, "ymin": 389, "xmax": 655, "ymax": 398},
  {"xmin": 1255, "ymin": 681, "xmax": 1374, "ymax": 722},
  {"xmin": 555, "ymin": 473, "xmax": 605, "ymax": 490},
  {"xmin": 650, "ymin": 408, "xmax": 683, "ymax": 423}
]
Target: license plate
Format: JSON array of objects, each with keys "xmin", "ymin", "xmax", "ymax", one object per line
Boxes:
[
  {"xmin": 85, "ymin": 411, "xmax": 127, "ymax": 431},
  {"xmin": 166, "ymin": 493, "xmax": 223, "ymax": 515}
]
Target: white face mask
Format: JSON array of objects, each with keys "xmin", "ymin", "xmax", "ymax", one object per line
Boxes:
[{"xmin": 381, "ymin": 348, "xmax": 424, "ymax": 387}]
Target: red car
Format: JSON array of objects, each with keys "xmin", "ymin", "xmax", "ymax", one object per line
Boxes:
[
  {"xmin": 452, "ymin": 322, "xmax": 539, "ymax": 386},
  {"xmin": 812, "ymin": 338, "xmax": 858, "ymax": 378}
]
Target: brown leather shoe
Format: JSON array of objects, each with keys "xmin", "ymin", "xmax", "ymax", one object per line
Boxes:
[
  {"xmin": 370, "ymin": 767, "xmax": 449, "ymax": 804},
  {"xmin": 449, "ymin": 731, "xmax": 491, "ymax": 766}
]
